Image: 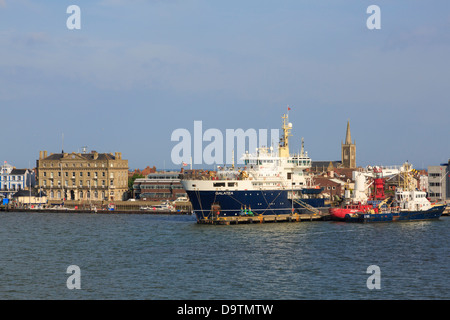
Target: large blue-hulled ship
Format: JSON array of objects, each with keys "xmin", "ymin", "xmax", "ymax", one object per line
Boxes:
[{"xmin": 181, "ymin": 113, "xmax": 327, "ymax": 223}]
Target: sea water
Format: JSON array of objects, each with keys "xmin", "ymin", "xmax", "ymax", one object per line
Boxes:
[{"xmin": 0, "ymin": 212, "xmax": 448, "ymax": 299}]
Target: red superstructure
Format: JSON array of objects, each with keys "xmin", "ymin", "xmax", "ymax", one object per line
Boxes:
[
  {"xmin": 371, "ymin": 166, "xmax": 386, "ymax": 200},
  {"xmin": 329, "ymin": 203, "xmax": 379, "ymax": 220}
]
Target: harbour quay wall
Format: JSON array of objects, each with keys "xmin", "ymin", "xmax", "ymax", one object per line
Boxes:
[{"xmin": 0, "ymin": 200, "xmax": 193, "ymax": 214}]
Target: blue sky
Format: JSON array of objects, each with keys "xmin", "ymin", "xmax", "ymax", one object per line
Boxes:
[{"xmin": 1, "ymin": 0, "xmax": 449, "ymax": 170}]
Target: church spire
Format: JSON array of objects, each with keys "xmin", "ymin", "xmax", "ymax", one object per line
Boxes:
[
  {"xmin": 341, "ymin": 120, "xmax": 356, "ymax": 168},
  {"xmin": 345, "ymin": 120, "xmax": 352, "ymax": 145}
]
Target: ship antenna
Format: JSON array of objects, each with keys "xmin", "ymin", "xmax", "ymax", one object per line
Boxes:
[
  {"xmin": 232, "ymin": 149, "xmax": 235, "ymax": 169},
  {"xmin": 301, "ymin": 137, "xmax": 305, "ymax": 156}
]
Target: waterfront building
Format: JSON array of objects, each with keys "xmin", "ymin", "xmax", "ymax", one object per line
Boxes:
[
  {"xmin": 341, "ymin": 120, "xmax": 356, "ymax": 168},
  {"xmin": 314, "ymin": 176, "xmax": 345, "ymax": 200},
  {"xmin": 428, "ymin": 159, "xmax": 450, "ymax": 203},
  {"xmin": 133, "ymin": 171, "xmax": 187, "ymax": 201},
  {"xmin": 12, "ymin": 189, "xmax": 47, "ymax": 208},
  {"xmin": 0, "ymin": 161, "xmax": 35, "ymax": 198},
  {"xmin": 36, "ymin": 150, "xmax": 129, "ymax": 202}
]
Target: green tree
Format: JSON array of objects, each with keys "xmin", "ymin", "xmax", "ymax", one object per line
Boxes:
[{"xmin": 128, "ymin": 173, "xmax": 144, "ymax": 191}]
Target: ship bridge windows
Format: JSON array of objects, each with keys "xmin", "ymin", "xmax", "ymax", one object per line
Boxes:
[
  {"xmin": 213, "ymin": 182, "xmax": 226, "ymax": 187},
  {"xmin": 227, "ymin": 182, "xmax": 236, "ymax": 187}
]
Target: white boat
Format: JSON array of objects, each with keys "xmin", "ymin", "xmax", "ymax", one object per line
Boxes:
[{"xmin": 140, "ymin": 201, "xmax": 176, "ymax": 212}]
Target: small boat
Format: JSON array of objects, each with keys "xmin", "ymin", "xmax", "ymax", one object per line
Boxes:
[{"xmin": 140, "ymin": 201, "xmax": 176, "ymax": 212}]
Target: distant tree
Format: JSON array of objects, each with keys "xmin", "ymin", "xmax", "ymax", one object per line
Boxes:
[{"xmin": 128, "ymin": 173, "xmax": 144, "ymax": 191}]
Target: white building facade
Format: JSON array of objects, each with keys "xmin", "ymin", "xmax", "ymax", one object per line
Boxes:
[{"xmin": 0, "ymin": 162, "xmax": 36, "ymax": 198}]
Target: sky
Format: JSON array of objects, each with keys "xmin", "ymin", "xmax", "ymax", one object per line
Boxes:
[{"xmin": 1, "ymin": 0, "xmax": 449, "ymax": 171}]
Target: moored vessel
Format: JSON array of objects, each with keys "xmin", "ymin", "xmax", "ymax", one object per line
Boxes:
[
  {"xmin": 181, "ymin": 112, "xmax": 327, "ymax": 223},
  {"xmin": 343, "ymin": 164, "xmax": 446, "ymax": 222}
]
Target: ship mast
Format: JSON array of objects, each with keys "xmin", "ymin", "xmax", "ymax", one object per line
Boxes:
[{"xmin": 278, "ymin": 113, "xmax": 292, "ymax": 158}]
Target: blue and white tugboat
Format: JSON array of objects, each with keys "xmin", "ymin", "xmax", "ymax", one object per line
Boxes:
[
  {"xmin": 345, "ymin": 163, "xmax": 446, "ymax": 223},
  {"xmin": 181, "ymin": 113, "xmax": 326, "ymax": 223}
]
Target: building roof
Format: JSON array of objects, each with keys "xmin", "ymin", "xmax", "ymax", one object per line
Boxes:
[
  {"xmin": 311, "ymin": 161, "xmax": 342, "ymax": 171},
  {"xmin": 10, "ymin": 169, "xmax": 28, "ymax": 175},
  {"xmin": 12, "ymin": 189, "xmax": 47, "ymax": 198},
  {"xmin": 43, "ymin": 152, "xmax": 116, "ymax": 161}
]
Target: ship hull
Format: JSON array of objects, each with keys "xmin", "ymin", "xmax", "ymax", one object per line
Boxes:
[
  {"xmin": 186, "ymin": 189, "xmax": 326, "ymax": 222},
  {"xmin": 344, "ymin": 205, "xmax": 446, "ymax": 223},
  {"xmin": 329, "ymin": 205, "xmax": 375, "ymax": 221}
]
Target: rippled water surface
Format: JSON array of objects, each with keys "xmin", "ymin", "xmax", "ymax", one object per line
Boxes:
[{"xmin": 0, "ymin": 212, "xmax": 448, "ymax": 299}]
